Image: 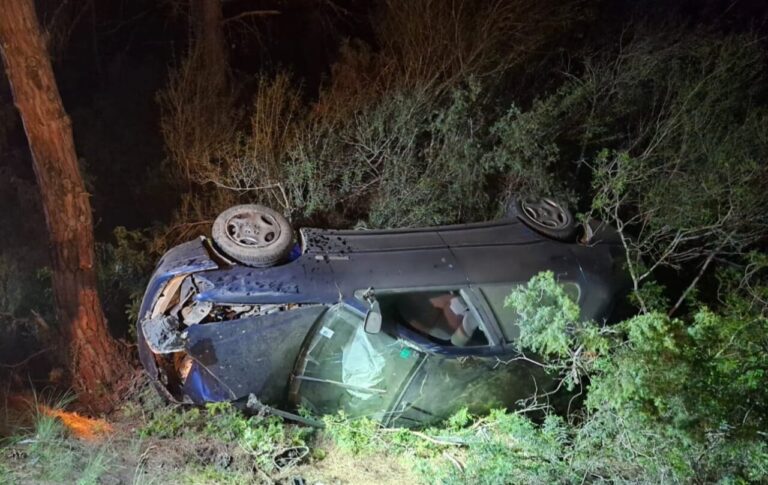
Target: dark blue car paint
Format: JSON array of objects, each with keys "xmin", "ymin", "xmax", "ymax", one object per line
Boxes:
[{"xmin": 185, "ymin": 305, "xmax": 326, "ymax": 404}]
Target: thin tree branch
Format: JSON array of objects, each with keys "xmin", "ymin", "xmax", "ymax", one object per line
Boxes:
[
  {"xmin": 0, "ymin": 347, "xmax": 52, "ymax": 369},
  {"xmin": 223, "ymin": 10, "xmax": 281, "ymax": 24},
  {"xmin": 668, "ymin": 240, "xmax": 727, "ymax": 317}
]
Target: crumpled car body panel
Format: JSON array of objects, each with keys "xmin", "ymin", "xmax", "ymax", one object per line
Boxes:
[{"xmin": 184, "ymin": 306, "xmax": 325, "ymax": 403}]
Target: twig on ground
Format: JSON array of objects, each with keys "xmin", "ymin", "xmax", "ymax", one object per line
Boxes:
[
  {"xmin": 381, "ymin": 428, "xmax": 467, "ymax": 447},
  {"xmin": 443, "ymin": 451, "xmax": 465, "ymax": 473},
  {"xmin": 0, "ymin": 347, "xmax": 52, "ymax": 369}
]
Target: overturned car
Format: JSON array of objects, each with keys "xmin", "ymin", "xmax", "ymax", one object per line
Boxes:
[{"xmin": 137, "ymin": 199, "xmax": 629, "ymax": 427}]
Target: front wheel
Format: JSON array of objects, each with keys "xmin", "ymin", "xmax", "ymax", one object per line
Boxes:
[
  {"xmin": 211, "ymin": 204, "xmax": 294, "ymax": 267},
  {"xmin": 512, "ymin": 196, "xmax": 577, "ymax": 242}
]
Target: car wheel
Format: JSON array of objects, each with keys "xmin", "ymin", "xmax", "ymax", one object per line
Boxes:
[
  {"xmin": 513, "ymin": 196, "xmax": 577, "ymax": 242},
  {"xmin": 212, "ymin": 204, "xmax": 294, "ymax": 267}
]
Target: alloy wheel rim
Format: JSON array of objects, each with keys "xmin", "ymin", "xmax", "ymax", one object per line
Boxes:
[
  {"xmin": 521, "ymin": 197, "xmax": 570, "ymax": 229},
  {"xmin": 225, "ymin": 210, "xmax": 281, "ymax": 248}
]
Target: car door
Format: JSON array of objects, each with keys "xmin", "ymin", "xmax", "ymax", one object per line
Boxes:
[
  {"xmin": 381, "ymin": 280, "xmax": 582, "ymax": 427},
  {"xmin": 384, "ymin": 349, "xmax": 555, "ymax": 427}
]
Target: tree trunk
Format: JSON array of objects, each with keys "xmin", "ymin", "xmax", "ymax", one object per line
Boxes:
[
  {"xmin": 190, "ymin": 0, "xmax": 227, "ymax": 85},
  {"xmin": 0, "ymin": 0, "xmax": 130, "ymax": 412}
]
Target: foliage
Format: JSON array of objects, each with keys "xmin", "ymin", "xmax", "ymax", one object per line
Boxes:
[
  {"xmin": 504, "ymin": 272, "xmax": 611, "ymax": 389},
  {"xmin": 320, "ymin": 407, "xmax": 574, "ymax": 484},
  {"xmin": 139, "ymin": 405, "xmax": 203, "ymax": 439},
  {"xmin": 443, "ymin": 412, "xmax": 570, "ymax": 485},
  {"xmin": 141, "ymin": 402, "xmax": 311, "ymax": 473},
  {"xmin": 286, "ymin": 83, "xmax": 503, "ymax": 227},
  {"xmin": 483, "ymin": 104, "xmax": 572, "ymax": 203},
  {"xmin": 0, "ymin": 396, "xmax": 111, "ymax": 484},
  {"xmin": 505, "ymin": 271, "xmax": 582, "ymax": 358},
  {"xmin": 97, "ymin": 226, "xmax": 154, "ymax": 328},
  {"xmin": 564, "ymin": 30, "xmax": 767, "ymax": 312},
  {"xmin": 322, "ymin": 412, "xmax": 383, "ymax": 455},
  {"xmin": 492, "ymin": 270, "xmax": 768, "ymax": 483},
  {"xmin": 157, "ymin": 0, "xmax": 584, "ymax": 230},
  {"xmin": 192, "ymin": 74, "xmax": 576, "ymax": 229}
]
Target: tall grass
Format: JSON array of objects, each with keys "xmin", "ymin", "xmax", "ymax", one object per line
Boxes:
[{"xmin": 1, "ymin": 392, "xmax": 112, "ymax": 484}]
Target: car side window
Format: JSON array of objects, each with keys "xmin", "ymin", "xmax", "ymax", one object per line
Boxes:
[
  {"xmin": 480, "ymin": 281, "xmax": 580, "ymax": 341},
  {"xmin": 379, "ymin": 290, "xmax": 489, "ymax": 347}
]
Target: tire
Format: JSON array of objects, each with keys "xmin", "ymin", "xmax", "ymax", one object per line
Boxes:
[
  {"xmin": 512, "ymin": 196, "xmax": 577, "ymax": 242},
  {"xmin": 212, "ymin": 205, "xmax": 294, "ymax": 267}
]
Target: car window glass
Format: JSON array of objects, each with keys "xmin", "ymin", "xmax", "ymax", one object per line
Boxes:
[
  {"xmin": 480, "ymin": 282, "xmax": 580, "ymax": 341},
  {"xmin": 388, "ymin": 354, "xmax": 556, "ymax": 428},
  {"xmin": 379, "ymin": 291, "xmax": 489, "ymax": 347},
  {"xmin": 295, "ymin": 304, "xmax": 423, "ymax": 420}
]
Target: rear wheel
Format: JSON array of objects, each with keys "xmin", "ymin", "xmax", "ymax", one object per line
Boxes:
[
  {"xmin": 513, "ymin": 196, "xmax": 577, "ymax": 242},
  {"xmin": 212, "ymin": 204, "xmax": 294, "ymax": 267}
]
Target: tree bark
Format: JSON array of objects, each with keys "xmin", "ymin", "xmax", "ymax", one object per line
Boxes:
[
  {"xmin": 0, "ymin": 0, "xmax": 130, "ymax": 412},
  {"xmin": 190, "ymin": 0, "xmax": 227, "ymax": 84}
]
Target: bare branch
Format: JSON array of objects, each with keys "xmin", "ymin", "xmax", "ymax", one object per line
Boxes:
[{"xmin": 223, "ymin": 10, "xmax": 281, "ymax": 24}]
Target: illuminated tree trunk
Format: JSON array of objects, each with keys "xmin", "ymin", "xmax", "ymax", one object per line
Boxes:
[{"xmin": 0, "ymin": 0, "xmax": 130, "ymax": 412}]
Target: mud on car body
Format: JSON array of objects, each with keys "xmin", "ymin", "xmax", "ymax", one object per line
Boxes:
[{"xmin": 137, "ymin": 199, "xmax": 630, "ymax": 427}]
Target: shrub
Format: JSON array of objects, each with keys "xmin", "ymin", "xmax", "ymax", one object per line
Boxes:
[
  {"xmin": 515, "ymin": 28, "xmax": 768, "ymax": 312},
  {"xmin": 157, "ymin": 0, "xmax": 584, "ymax": 230},
  {"xmin": 322, "ymin": 412, "xmax": 382, "ymax": 455},
  {"xmin": 97, "ymin": 227, "xmax": 154, "ymax": 329},
  {"xmin": 496, "ymin": 270, "xmax": 768, "ymax": 483}
]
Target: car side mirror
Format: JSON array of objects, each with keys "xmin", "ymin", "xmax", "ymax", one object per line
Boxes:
[{"xmin": 364, "ymin": 300, "xmax": 382, "ymax": 334}]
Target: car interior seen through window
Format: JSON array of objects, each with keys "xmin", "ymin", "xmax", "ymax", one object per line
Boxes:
[{"xmin": 380, "ymin": 290, "xmax": 489, "ymax": 347}]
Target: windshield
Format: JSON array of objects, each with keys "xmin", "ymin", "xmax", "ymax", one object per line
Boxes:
[{"xmin": 293, "ymin": 304, "xmax": 423, "ymax": 420}]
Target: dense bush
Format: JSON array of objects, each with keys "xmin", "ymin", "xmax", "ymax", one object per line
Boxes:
[
  {"xmin": 496, "ymin": 270, "xmax": 768, "ymax": 483},
  {"xmin": 158, "ymin": 0, "xmax": 582, "ymax": 230}
]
